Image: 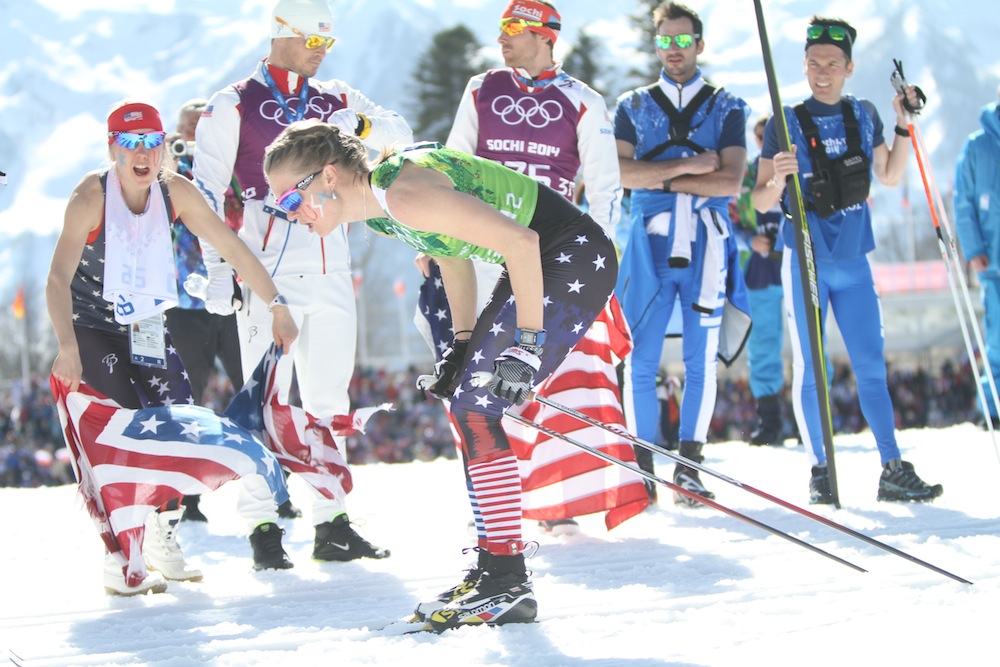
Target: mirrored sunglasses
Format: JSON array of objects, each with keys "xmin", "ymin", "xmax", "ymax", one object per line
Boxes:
[
  {"xmin": 275, "ymin": 16, "xmax": 336, "ymax": 51},
  {"xmin": 275, "ymin": 169, "xmax": 323, "ymax": 213},
  {"xmin": 499, "ymin": 17, "xmax": 560, "ymax": 37},
  {"xmin": 655, "ymin": 33, "xmax": 699, "ymax": 50},
  {"xmin": 109, "ymin": 131, "xmax": 166, "ymax": 150},
  {"xmin": 807, "ymin": 24, "xmax": 851, "ymax": 43}
]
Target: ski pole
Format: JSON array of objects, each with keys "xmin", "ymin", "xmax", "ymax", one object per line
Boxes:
[
  {"xmin": 752, "ymin": 0, "xmax": 841, "ymax": 507},
  {"xmin": 906, "ymin": 120, "xmax": 1000, "ymax": 465},
  {"xmin": 893, "ymin": 58, "xmax": 1000, "ymax": 441},
  {"xmin": 475, "ymin": 373, "xmax": 972, "ymax": 585},
  {"xmin": 502, "ymin": 409, "xmax": 867, "ymax": 574}
]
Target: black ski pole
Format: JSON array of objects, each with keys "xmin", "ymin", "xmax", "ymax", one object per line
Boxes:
[
  {"xmin": 752, "ymin": 0, "xmax": 841, "ymax": 507},
  {"xmin": 503, "ymin": 409, "xmax": 867, "ymax": 574},
  {"xmin": 505, "ymin": 383, "xmax": 972, "ymax": 585}
]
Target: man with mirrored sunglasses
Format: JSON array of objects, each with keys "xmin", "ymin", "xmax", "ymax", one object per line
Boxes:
[
  {"xmin": 614, "ymin": 1, "xmax": 750, "ymax": 508},
  {"xmin": 752, "ymin": 16, "xmax": 942, "ymax": 504},
  {"xmin": 192, "ymin": 0, "xmax": 412, "ymax": 571}
]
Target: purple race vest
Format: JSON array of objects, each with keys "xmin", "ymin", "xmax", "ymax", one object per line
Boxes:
[
  {"xmin": 474, "ymin": 70, "xmax": 583, "ymax": 201},
  {"xmin": 232, "ymin": 78, "xmax": 348, "ymax": 203}
]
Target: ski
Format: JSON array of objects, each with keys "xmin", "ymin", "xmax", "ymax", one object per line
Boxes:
[
  {"xmin": 752, "ymin": 0, "xmax": 841, "ymax": 507},
  {"xmin": 377, "ymin": 616, "xmax": 440, "ymax": 635}
]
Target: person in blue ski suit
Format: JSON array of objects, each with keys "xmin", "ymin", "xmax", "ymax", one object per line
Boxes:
[
  {"xmin": 614, "ymin": 1, "xmax": 750, "ymax": 507},
  {"xmin": 752, "ymin": 15, "xmax": 942, "ymax": 504},
  {"xmin": 731, "ymin": 114, "xmax": 787, "ymax": 446},
  {"xmin": 955, "ymin": 88, "xmax": 1000, "ymax": 424}
]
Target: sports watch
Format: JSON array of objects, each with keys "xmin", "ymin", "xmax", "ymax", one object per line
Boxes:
[{"xmin": 514, "ymin": 327, "xmax": 546, "ymax": 347}]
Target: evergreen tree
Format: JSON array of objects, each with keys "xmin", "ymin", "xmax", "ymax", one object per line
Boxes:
[
  {"xmin": 406, "ymin": 25, "xmax": 489, "ymax": 144},
  {"xmin": 628, "ymin": 0, "xmax": 662, "ymax": 84},
  {"xmin": 563, "ymin": 29, "xmax": 606, "ymax": 94}
]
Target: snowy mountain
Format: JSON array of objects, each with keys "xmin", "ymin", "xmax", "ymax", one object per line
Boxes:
[{"xmin": 1, "ymin": 0, "xmax": 998, "ymax": 369}]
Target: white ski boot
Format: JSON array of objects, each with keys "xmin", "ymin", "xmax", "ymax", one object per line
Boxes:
[
  {"xmin": 103, "ymin": 553, "xmax": 167, "ymax": 596},
  {"xmin": 144, "ymin": 507, "xmax": 203, "ymax": 581}
]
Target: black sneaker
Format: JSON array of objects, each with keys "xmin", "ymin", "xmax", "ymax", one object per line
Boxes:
[
  {"xmin": 313, "ymin": 514, "xmax": 390, "ymax": 561},
  {"xmin": 277, "ymin": 499, "xmax": 303, "ymax": 519},
  {"xmin": 428, "ymin": 554, "xmax": 537, "ymax": 631},
  {"xmin": 180, "ymin": 495, "xmax": 208, "ymax": 523},
  {"xmin": 413, "ymin": 548, "xmax": 487, "ymax": 621},
  {"xmin": 672, "ymin": 466, "xmax": 715, "ymax": 507},
  {"xmin": 249, "ymin": 522, "xmax": 294, "ymax": 571},
  {"xmin": 877, "ymin": 460, "xmax": 943, "ymax": 502},
  {"xmin": 809, "ymin": 466, "xmax": 835, "ymax": 505}
]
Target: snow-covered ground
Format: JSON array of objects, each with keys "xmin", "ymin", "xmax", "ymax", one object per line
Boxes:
[{"xmin": 3, "ymin": 425, "xmax": 998, "ymax": 666}]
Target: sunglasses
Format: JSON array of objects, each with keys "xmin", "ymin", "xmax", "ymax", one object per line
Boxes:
[
  {"xmin": 275, "ymin": 169, "xmax": 323, "ymax": 213},
  {"xmin": 108, "ymin": 131, "xmax": 166, "ymax": 150},
  {"xmin": 275, "ymin": 16, "xmax": 336, "ymax": 51},
  {"xmin": 655, "ymin": 33, "xmax": 700, "ymax": 50},
  {"xmin": 807, "ymin": 24, "xmax": 852, "ymax": 44},
  {"xmin": 499, "ymin": 17, "xmax": 561, "ymax": 37}
]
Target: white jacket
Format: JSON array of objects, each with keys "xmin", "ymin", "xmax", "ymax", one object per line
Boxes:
[
  {"xmin": 446, "ymin": 65, "xmax": 621, "ymax": 238},
  {"xmin": 193, "ymin": 60, "xmax": 413, "ymax": 277}
]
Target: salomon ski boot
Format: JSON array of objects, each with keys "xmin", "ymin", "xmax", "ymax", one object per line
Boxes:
[
  {"xmin": 413, "ymin": 548, "xmax": 488, "ymax": 621},
  {"xmin": 428, "ymin": 552, "xmax": 537, "ymax": 631},
  {"xmin": 673, "ymin": 440, "xmax": 715, "ymax": 507},
  {"xmin": 877, "ymin": 459, "xmax": 943, "ymax": 502},
  {"xmin": 809, "ymin": 465, "xmax": 834, "ymax": 505}
]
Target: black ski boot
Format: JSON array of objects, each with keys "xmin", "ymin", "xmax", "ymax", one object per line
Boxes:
[
  {"xmin": 413, "ymin": 547, "xmax": 488, "ymax": 621},
  {"xmin": 877, "ymin": 459, "xmax": 943, "ymax": 502},
  {"xmin": 673, "ymin": 440, "xmax": 715, "ymax": 507},
  {"xmin": 809, "ymin": 465, "xmax": 834, "ymax": 504},
  {"xmin": 249, "ymin": 522, "xmax": 294, "ymax": 571},
  {"xmin": 428, "ymin": 552, "xmax": 537, "ymax": 631},
  {"xmin": 633, "ymin": 446, "xmax": 658, "ymax": 503},
  {"xmin": 277, "ymin": 498, "xmax": 303, "ymax": 519},
  {"xmin": 313, "ymin": 514, "xmax": 390, "ymax": 561},
  {"xmin": 180, "ymin": 495, "xmax": 208, "ymax": 522},
  {"xmin": 749, "ymin": 394, "xmax": 783, "ymax": 446}
]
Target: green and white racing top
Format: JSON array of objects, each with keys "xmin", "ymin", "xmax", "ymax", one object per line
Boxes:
[{"xmin": 367, "ymin": 143, "xmax": 539, "ymax": 264}]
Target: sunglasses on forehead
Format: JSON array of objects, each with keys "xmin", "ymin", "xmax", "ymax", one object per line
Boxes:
[
  {"xmin": 655, "ymin": 33, "xmax": 700, "ymax": 50},
  {"xmin": 275, "ymin": 169, "xmax": 323, "ymax": 213},
  {"xmin": 499, "ymin": 17, "xmax": 561, "ymax": 36},
  {"xmin": 108, "ymin": 131, "xmax": 166, "ymax": 150},
  {"xmin": 275, "ymin": 16, "xmax": 336, "ymax": 51},
  {"xmin": 807, "ymin": 24, "xmax": 852, "ymax": 44}
]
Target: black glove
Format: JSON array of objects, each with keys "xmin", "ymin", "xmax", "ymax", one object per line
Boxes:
[
  {"xmin": 487, "ymin": 345, "xmax": 542, "ymax": 405},
  {"xmin": 426, "ymin": 339, "xmax": 470, "ymax": 399}
]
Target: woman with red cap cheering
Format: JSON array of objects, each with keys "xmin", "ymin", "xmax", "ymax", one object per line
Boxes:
[{"xmin": 46, "ymin": 99, "xmax": 298, "ymax": 596}]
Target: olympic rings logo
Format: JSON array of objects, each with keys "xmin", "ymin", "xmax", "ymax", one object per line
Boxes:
[
  {"xmin": 491, "ymin": 95, "xmax": 564, "ymax": 128},
  {"xmin": 258, "ymin": 95, "xmax": 337, "ymax": 126}
]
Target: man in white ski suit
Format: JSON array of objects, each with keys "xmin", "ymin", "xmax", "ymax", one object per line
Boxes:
[{"xmin": 192, "ymin": 0, "xmax": 412, "ymax": 567}]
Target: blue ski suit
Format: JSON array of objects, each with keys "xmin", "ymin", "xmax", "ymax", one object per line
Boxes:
[
  {"xmin": 762, "ymin": 96, "xmax": 903, "ymax": 467},
  {"xmin": 955, "ymin": 101, "xmax": 1000, "ymax": 418}
]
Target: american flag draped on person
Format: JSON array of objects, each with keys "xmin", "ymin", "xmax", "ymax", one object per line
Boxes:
[
  {"xmin": 52, "ymin": 344, "xmax": 389, "ymax": 588},
  {"xmin": 415, "ymin": 263, "xmax": 649, "ymax": 529}
]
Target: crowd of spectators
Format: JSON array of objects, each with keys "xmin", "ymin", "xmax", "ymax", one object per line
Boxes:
[
  {"xmin": 700, "ymin": 357, "xmax": 982, "ymax": 445},
  {"xmin": 0, "ymin": 355, "xmax": 985, "ymax": 488}
]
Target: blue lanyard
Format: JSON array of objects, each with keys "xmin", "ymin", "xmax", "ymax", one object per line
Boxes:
[{"xmin": 261, "ymin": 65, "xmax": 310, "ymax": 123}]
